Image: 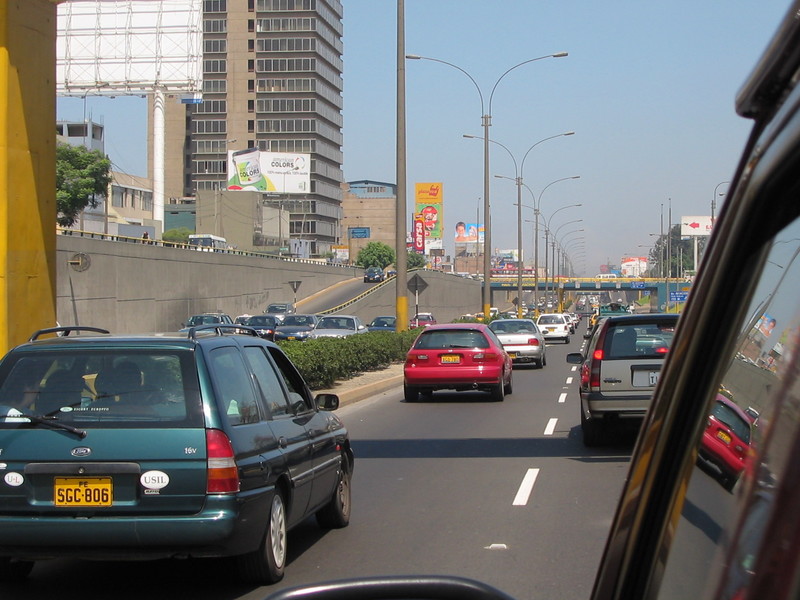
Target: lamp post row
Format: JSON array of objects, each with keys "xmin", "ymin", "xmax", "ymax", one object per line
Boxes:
[{"xmin": 406, "ymin": 52, "xmax": 568, "ymax": 317}]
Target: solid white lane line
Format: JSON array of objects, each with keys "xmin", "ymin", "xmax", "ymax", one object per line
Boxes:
[
  {"xmin": 544, "ymin": 418, "xmax": 558, "ymax": 435},
  {"xmin": 513, "ymin": 468, "xmax": 540, "ymax": 506},
  {"xmin": 558, "ymin": 392, "xmax": 567, "ymax": 403}
]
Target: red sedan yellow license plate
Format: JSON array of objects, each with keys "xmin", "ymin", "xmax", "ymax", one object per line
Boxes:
[
  {"xmin": 716, "ymin": 430, "xmax": 731, "ymax": 444},
  {"xmin": 441, "ymin": 354, "xmax": 461, "ymax": 364},
  {"xmin": 54, "ymin": 477, "xmax": 113, "ymax": 507}
]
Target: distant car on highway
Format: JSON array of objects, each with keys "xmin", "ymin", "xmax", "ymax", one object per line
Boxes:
[
  {"xmin": 243, "ymin": 314, "xmax": 279, "ymax": 340},
  {"xmin": 264, "ymin": 302, "xmax": 295, "ymax": 322},
  {"xmin": 489, "ymin": 318, "xmax": 546, "ymax": 368},
  {"xmin": 367, "ymin": 316, "xmax": 396, "ymax": 332},
  {"xmin": 273, "ymin": 314, "xmax": 319, "ymax": 341},
  {"xmin": 309, "ymin": 315, "xmax": 367, "ymax": 339},
  {"xmin": 409, "ymin": 313, "xmax": 436, "ymax": 328},
  {"xmin": 182, "ymin": 312, "xmax": 234, "ymax": 329},
  {"xmin": 363, "ymin": 267, "xmax": 385, "ymax": 283},
  {"xmin": 536, "ymin": 313, "xmax": 571, "ymax": 343}
]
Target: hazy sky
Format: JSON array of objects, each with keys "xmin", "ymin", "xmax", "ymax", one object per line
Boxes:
[{"xmin": 57, "ymin": 1, "xmax": 791, "ymax": 274}]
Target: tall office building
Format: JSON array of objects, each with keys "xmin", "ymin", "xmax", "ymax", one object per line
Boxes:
[{"xmin": 156, "ymin": 0, "xmax": 344, "ymax": 256}]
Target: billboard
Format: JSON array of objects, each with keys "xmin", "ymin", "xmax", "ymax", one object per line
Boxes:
[
  {"xmin": 227, "ymin": 150, "xmax": 311, "ymax": 193},
  {"xmin": 621, "ymin": 256, "xmax": 648, "ymax": 277},
  {"xmin": 681, "ymin": 216, "xmax": 714, "ymax": 236},
  {"xmin": 455, "ymin": 221, "xmax": 482, "ymax": 243},
  {"xmin": 415, "ymin": 183, "xmax": 443, "ymax": 243},
  {"xmin": 57, "ymin": 1, "xmax": 203, "ymax": 95}
]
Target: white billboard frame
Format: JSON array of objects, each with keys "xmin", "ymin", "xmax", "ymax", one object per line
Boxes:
[
  {"xmin": 56, "ymin": 1, "xmax": 204, "ymax": 231},
  {"xmin": 56, "ymin": 0, "xmax": 203, "ymax": 95}
]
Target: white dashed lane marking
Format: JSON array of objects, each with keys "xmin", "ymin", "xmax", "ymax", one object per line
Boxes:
[
  {"xmin": 513, "ymin": 468, "xmax": 540, "ymax": 506},
  {"xmin": 544, "ymin": 418, "xmax": 558, "ymax": 436}
]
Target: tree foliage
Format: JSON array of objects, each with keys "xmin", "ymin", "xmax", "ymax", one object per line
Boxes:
[
  {"xmin": 162, "ymin": 227, "xmax": 193, "ymax": 243},
  {"xmin": 56, "ymin": 143, "xmax": 112, "ymax": 227},
  {"xmin": 356, "ymin": 241, "xmax": 395, "ymax": 268},
  {"xmin": 406, "ymin": 250, "xmax": 427, "ymax": 269},
  {"xmin": 647, "ymin": 224, "xmax": 706, "ymax": 277}
]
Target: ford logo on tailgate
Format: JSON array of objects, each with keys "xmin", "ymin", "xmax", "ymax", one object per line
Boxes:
[{"xmin": 71, "ymin": 447, "xmax": 92, "ymax": 457}]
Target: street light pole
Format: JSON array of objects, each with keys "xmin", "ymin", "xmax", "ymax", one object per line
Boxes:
[
  {"xmin": 486, "ymin": 132, "xmax": 575, "ymax": 317},
  {"xmin": 407, "ymin": 52, "xmax": 568, "ymax": 318},
  {"xmin": 543, "ymin": 206, "xmax": 582, "ymax": 303}
]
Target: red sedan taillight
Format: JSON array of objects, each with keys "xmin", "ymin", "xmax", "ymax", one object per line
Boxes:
[
  {"xmin": 206, "ymin": 428, "xmax": 240, "ymax": 493},
  {"xmin": 473, "ymin": 352, "xmax": 500, "ymax": 362}
]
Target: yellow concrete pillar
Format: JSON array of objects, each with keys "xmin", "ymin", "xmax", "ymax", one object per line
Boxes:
[{"xmin": 0, "ymin": 1, "xmax": 58, "ymax": 354}]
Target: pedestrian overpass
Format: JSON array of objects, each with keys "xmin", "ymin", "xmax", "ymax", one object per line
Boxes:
[{"xmin": 489, "ymin": 277, "xmax": 693, "ymax": 311}]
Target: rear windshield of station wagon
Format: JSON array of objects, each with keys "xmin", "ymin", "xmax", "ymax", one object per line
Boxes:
[
  {"xmin": 603, "ymin": 323, "xmax": 676, "ymax": 359},
  {"xmin": 0, "ymin": 349, "xmax": 203, "ymax": 429}
]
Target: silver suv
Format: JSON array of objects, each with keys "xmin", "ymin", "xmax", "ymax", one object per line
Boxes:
[{"xmin": 567, "ymin": 313, "xmax": 678, "ymax": 446}]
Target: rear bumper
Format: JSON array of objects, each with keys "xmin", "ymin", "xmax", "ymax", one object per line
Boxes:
[
  {"xmin": 581, "ymin": 391, "xmax": 651, "ymax": 419},
  {"xmin": 503, "ymin": 345, "xmax": 544, "ymax": 362},
  {"xmin": 0, "ymin": 492, "xmax": 268, "ymax": 560},
  {"xmin": 404, "ymin": 366, "xmax": 503, "ymax": 388}
]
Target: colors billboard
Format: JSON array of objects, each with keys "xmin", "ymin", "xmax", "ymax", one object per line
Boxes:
[{"xmin": 227, "ymin": 150, "xmax": 311, "ymax": 193}]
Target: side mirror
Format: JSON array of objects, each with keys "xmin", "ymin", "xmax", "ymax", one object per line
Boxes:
[
  {"xmin": 315, "ymin": 393, "xmax": 340, "ymax": 411},
  {"xmin": 566, "ymin": 352, "xmax": 584, "ymax": 364}
]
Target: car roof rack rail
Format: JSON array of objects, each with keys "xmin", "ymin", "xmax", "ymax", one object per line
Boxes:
[
  {"xmin": 186, "ymin": 324, "xmax": 260, "ymax": 340},
  {"xmin": 29, "ymin": 326, "xmax": 110, "ymax": 342}
]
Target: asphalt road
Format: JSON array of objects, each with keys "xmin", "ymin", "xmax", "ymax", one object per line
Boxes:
[{"xmin": 3, "ymin": 330, "xmax": 637, "ymax": 600}]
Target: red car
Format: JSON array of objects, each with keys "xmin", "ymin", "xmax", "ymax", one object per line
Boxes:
[
  {"xmin": 698, "ymin": 393, "xmax": 755, "ymax": 491},
  {"xmin": 409, "ymin": 313, "xmax": 437, "ymax": 328},
  {"xmin": 403, "ymin": 323, "xmax": 513, "ymax": 402}
]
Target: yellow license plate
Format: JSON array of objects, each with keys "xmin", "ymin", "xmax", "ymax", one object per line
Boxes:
[
  {"xmin": 716, "ymin": 430, "xmax": 731, "ymax": 444},
  {"xmin": 508, "ymin": 352, "xmax": 517, "ymax": 358},
  {"xmin": 54, "ymin": 477, "xmax": 113, "ymax": 507},
  {"xmin": 441, "ymin": 354, "xmax": 461, "ymax": 364}
]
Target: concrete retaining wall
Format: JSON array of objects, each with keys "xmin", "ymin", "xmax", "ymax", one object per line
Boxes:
[{"xmin": 56, "ymin": 234, "xmax": 482, "ymax": 333}]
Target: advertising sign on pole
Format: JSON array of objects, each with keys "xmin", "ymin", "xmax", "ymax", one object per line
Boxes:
[
  {"xmin": 415, "ymin": 183, "xmax": 444, "ymax": 249},
  {"xmin": 681, "ymin": 216, "xmax": 714, "ymax": 236},
  {"xmin": 413, "ymin": 214, "xmax": 426, "ymax": 254}
]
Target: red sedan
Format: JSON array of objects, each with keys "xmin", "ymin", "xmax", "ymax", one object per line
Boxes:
[
  {"xmin": 698, "ymin": 394, "xmax": 755, "ymax": 491},
  {"xmin": 403, "ymin": 323, "xmax": 513, "ymax": 402}
]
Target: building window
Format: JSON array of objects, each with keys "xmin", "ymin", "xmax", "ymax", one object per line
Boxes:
[
  {"xmin": 203, "ymin": 19, "xmax": 227, "ymax": 33},
  {"xmin": 204, "ymin": 39, "xmax": 227, "ymax": 53},
  {"xmin": 203, "ymin": 0, "xmax": 226, "ymax": 12},
  {"xmin": 204, "ymin": 60, "xmax": 228, "ymax": 74}
]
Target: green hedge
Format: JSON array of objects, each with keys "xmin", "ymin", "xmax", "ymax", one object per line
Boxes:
[{"xmin": 278, "ymin": 329, "xmax": 420, "ymax": 389}]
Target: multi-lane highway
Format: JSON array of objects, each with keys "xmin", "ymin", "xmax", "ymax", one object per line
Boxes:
[{"xmin": 3, "ymin": 332, "xmax": 637, "ymax": 600}]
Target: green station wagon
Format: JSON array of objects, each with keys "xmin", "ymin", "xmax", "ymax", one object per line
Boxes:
[{"xmin": 0, "ymin": 325, "xmax": 353, "ymax": 584}]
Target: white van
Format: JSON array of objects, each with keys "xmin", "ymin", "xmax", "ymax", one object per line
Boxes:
[{"xmin": 597, "ymin": 273, "xmax": 618, "ymax": 279}]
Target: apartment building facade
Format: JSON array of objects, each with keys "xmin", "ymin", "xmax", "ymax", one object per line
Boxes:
[{"xmin": 153, "ymin": 0, "xmax": 344, "ymax": 257}]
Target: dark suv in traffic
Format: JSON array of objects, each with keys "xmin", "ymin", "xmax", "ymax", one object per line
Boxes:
[{"xmin": 0, "ymin": 325, "xmax": 353, "ymax": 584}]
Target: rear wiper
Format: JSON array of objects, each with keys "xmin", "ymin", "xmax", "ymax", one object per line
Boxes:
[{"xmin": 12, "ymin": 414, "xmax": 87, "ymax": 438}]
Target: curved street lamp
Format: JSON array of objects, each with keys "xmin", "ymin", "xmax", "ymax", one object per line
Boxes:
[
  {"xmin": 407, "ymin": 52, "xmax": 568, "ymax": 317},
  {"xmin": 480, "ymin": 131, "xmax": 575, "ymax": 316},
  {"xmin": 543, "ymin": 207, "xmax": 582, "ymax": 298}
]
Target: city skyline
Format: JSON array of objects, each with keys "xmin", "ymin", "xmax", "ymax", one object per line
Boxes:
[{"xmin": 57, "ymin": 1, "xmax": 790, "ymax": 274}]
